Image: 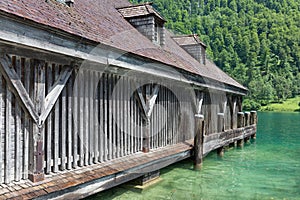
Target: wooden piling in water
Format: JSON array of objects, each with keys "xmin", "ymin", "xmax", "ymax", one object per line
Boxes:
[
  {"xmin": 217, "ymin": 147, "xmax": 224, "ymax": 157},
  {"xmin": 194, "ymin": 114, "xmax": 204, "ymax": 170},
  {"xmin": 237, "ymin": 112, "xmax": 245, "ymax": 147},
  {"xmin": 237, "ymin": 139, "xmax": 244, "ymax": 147},
  {"xmin": 250, "ymin": 111, "xmax": 257, "ymax": 139}
]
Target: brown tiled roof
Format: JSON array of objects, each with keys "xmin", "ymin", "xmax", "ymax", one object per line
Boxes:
[
  {"xmin": 172, "ymin": 34, "xmax": 207, "ymax": 48},
  {"xmin": 0, "ymin": 0, "xmax": 246, "ymax": 91}
]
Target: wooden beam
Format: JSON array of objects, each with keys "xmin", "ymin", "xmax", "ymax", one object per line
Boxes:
[
  {"xmin": 146, "ymin": 84, "xmax": 159, "ymax": 118},
  {"xmin": 5, "ymin": 86, "xmax": 12, "ymax": 183},
  {"xmin": 0, "ymin": 55, "xmax": 38, "ymax": 122},
  {"xmin": 39, "ymin": 66, "xmax": 73, "ymax": 126},
  {"xmin": 194, "ymin": 114, "xmax": 204, "ymax": 170},
  {"xmin": 197, "ymin": 92, "xmax": 204, "ymax": 115},
  {"xmin": 29, "ymin": 59, "xmax": 45, "ymax": 182},
  {"xmin": 136, "ymin": 87, "xmax": 147, "ymax": 118}
]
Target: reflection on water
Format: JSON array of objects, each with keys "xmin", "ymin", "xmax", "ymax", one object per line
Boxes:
[{"xmin": 87, "ymin": 112, "xmax": 300, "ymax": 200}]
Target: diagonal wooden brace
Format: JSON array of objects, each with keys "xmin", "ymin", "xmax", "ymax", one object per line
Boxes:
[
  {"xmin": 38, "ymin": 66, "xmax": 73, "ymax": 126},
  {"xmin": 0, "ymin": 55, "xmax": 39, "ymax": 123}
]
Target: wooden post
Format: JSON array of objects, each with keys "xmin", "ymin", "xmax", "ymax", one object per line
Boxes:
[
  {"xmin": 217, "ymin": 113, "xmax": 224, "ymax": 132},
  {"xmin": 29, "ymin": 59, "xmax": 45, "ymax": 182},
  {"xmin": 217, "ymin": 147, "xmax": 224, "ymax": 157},
  {"xmin": 237, "ymin": 138, "xmax": 244, "ymax": 147},
  {"xmin": 194, "ymin": 114, "xmax": 204, "ymax": 170},
  {"xmin": 244, "ymin": 112, "xmax": 250, "ymax": 126},
  {"xmin": 143, "ymin": 119, "xmax": 150, "ymax": 153},
  {"xmin": 237, "ymin": 112, "xmax": 244, "ymax": 147},
  {"xmin": 237, "ymin": 112, "xmax": 244, "ymax": 128},
  {"xmin": 244, "ymin": 137, "xmax": 250, "ymax": 143},
  {"xmin": 250, "ymin": 111, "xmax": 257, "ymax": 125}
]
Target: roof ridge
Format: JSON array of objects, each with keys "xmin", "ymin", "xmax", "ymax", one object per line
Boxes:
[{"xmin": 115, "ymin": 2, "xmax": 153, "ymax": 9}]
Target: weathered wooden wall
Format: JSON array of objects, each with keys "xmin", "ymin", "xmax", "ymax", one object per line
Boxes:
[
  {"xmin": 0, "ymin": 48, "xmax": 246, "ymax": 184},
  {"xmin": 0, "ymin": 53, "xmax": 195, "ymax": 183}
]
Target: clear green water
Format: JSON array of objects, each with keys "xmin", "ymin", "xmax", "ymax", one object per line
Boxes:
[{"xmin": 88, "ymin": 112, "xmax": 300, "ymax": 200}]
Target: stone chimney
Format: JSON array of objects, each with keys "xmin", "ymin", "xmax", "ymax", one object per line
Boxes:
[
  {"xmin": 172, "ymin": 34, "xmax": 207, "ymax": 65},
  {"xmin": 117, "ymin": 3, "xmax": 166, "ymax": 46}
]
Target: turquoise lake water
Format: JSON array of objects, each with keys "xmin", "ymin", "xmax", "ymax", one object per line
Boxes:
[{"xmin": 88, "ymin": 112, "xmax": 300, "ymax": 200}]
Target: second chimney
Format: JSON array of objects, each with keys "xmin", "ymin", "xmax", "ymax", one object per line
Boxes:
[{"xmin": 172, "ymin": 34, "xmax": 206, "ymax": 65}]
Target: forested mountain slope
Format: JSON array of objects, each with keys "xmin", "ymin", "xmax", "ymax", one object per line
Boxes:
[{"xmin": 130, "ymin": 0, "xmax": 300, "ymax": 108}]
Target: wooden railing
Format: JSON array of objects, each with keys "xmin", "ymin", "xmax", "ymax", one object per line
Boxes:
[{"xmin": 194, "ymin": 111, "xmax": 257, "ymax": 169}]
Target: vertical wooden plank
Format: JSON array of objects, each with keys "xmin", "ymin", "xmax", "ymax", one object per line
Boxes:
[
  {"xmin": 99, "ymin": 73, "xmax": 104, "ymax": 162},
  {"xmin": 45, "ymin": 64, "xmax": 52, "ymax": 174},
  {"xmin": 134, "ymin": 87, "xmax": 137, "ymax": 153},
  {"xmin": 155, "ymin": 88, "xmax": 158, "ymax": 148},
  {"xmin": 67, "ymin": 74, "xmax": 73, "ymax": 170},
  {"xmin": 5, "ymin": 85, "xmax": 11, "ymax": 183},
  {"xmin": 93, "ymin": 71, "xmax": 99, "ymax": 163},
  {"xmin": 161, "ymin": 91, "xmax": 163, "ymax": 146},
  {"xmin": 157, "ymin": 86, "xmax": 161, "ymax": 148},
  {"xmin": 130, "ymin": 79, "xmax": 134, "ymax": 154},
  {"xmin": 0, "ymin": 72, "xmax": 3, "ymax": 183},
  {"xmin": 89, "ymin": 70, "xmax": 94, "ymax": 164},
  {"xmin": 79, "ymin": 69, "xmax": 84, "ymax": 166},
  {"xmin": 163, "ymin": 87, "xmax": 167, "ymax": 147},
  {"xmin": 111, "ymin": 74, "xmax": 116, "ymax": 159},
  {"xmin": 123, "ymin": 77, "xmax": 128, "ymax": 156},
  {"xmin": 166, "ymin": 89, "xmax": 169, "ymax": 145},
  {"xmin": 120, "ymin": 76, "xmax": 124, "ymax": 157},
  {"xmin": 61, "ymin": 82, "xmax": 67, "ymax": 170},
  {"xmin": 73, "ymin": 70, "xmax": 79, "ymax": 168},
  {"xmin": 128, "ymin": 78, "xmax": 132, "ymax": 154},
  {"xmin": 176, "ymin": 90, "xmax": 180, "ymax": 143},
  {"xmin": 53, "ymin": 65, "xmax": 60, "ymax": 172},
  {"xmin": 23, "ymin": 59, "xmax": 30, "ymax": 179},
  {"xmin": 150, "ymin": 85, "xmax": 154, "ymax": 149},
  {"xmin": 84, "ymin": 70, "xmax": 89, "ymax": 165},
  {"xmin": 14, "ymin": 56, "xmax": 22, "ymax": 181},
  {"xmin": 107, "ymin": 74, "xmax": 112, "ymax": 160},
  {"xmin": 116, "ymin": 75, "xmax": 120, "ymax": 158},
  {"xmin": 103, "ymin": 74, "xmax": 108, "ymax": 161}
]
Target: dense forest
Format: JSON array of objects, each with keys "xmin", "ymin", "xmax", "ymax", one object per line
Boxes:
[{"xmin": 130, "ymin": 0, "xmax": 300, "ymax": 110}]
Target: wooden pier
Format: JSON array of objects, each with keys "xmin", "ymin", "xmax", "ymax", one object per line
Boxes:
[{"xmin": 0, "ymin": 0, "xmax": 257, "ymax": 199}]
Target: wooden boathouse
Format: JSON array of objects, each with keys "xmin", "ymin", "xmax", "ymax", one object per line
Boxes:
[{"xmin": 0, "ymin": 0, "xmax": 257, "ymax": 199}]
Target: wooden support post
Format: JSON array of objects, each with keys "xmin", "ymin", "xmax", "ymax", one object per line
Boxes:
[
  {"xmin": 244, "ymin": 112, "xmax": 250, "ymax": 126},
  {"xmin": 217, "ymin": 113, "xmax": 224, "ymax": 132},
  {"xmin": 250, "ymin": 111, "xmax": 257, "ymax": 139},
  {"xmin": 237, "ymin": 139, "xmax": 244, "ymax": 148},
  {"xmin": 29, "ymin": 59, "xmax": 45, "ymax": 182},
  {"xmin": 229, "ymin": 142, "xmax": 235, "ymax": 148},
  {"xmin": 250, "ymin": 111, "xmax": 257, "ymax": 125},
  {"xmin": 230, "ymin": 96, "xmax": 237, "ymax": 129},
  {"xmin": 137, "ymin": 84, "xmax": 159, "ymax": 153},
  {"xmin": 244, "ymin": 137, "xmax": 250, "ymax": 143},
  {"xmin": 143, "ymin": 119, "xmax": 150, "ymax": 153},
  {"xmin": 194, "ymin": 114, "xmax": 204, "ymax": 170},
  {"xmin": 237, "ymin": 112, "xmax": 244, "ymax": 128},
  {"xmin": 217, "ymin": 147, "xmax": 224, "ymax": 157}
]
